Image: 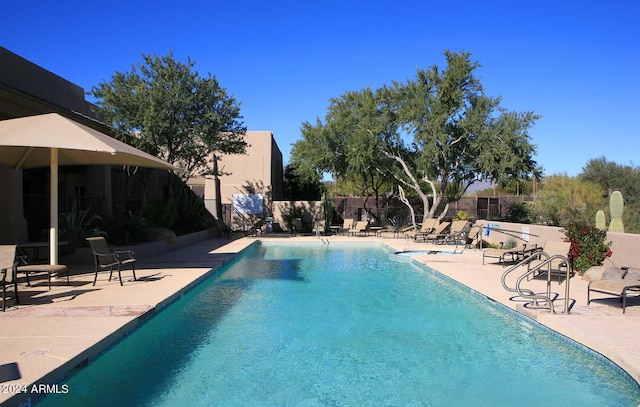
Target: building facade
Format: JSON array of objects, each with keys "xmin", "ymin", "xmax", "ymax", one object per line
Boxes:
[{"xmin": 189, "ymin": 131, "xmax": 284, "ymax": 228}]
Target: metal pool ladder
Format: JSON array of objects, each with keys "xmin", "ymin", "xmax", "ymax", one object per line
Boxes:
[{"xmin": 501, "ymin": 251, "xmax": 572, "ymax": 314}]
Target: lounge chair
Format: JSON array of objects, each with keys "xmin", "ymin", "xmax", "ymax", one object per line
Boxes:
[
  {"xmin": 442, "ymin": 220, "xmax": 470, "ymax": 244},
  {"xmin": 588, "ymin": 268, "xmax": 640, "ymax": 313},
  {"xmin": 291, "ymin": 218, "xmax": 303, "ymax": 235},
  {"xmin": 424, "ymin": 221, "xmax": 452, "ymax": 244},
  {"xmin": 350, "ymin": 221, "xmax": 370, "ymax": 236},
  {"xmin": 483, "ymin": 243, "xmax": 536, "ymax": 266},
  {"xmin": 86, "ymin": 237, "xmax": 137, "ymax": 286},
  {"xmin": 464, "ymin": 225, "xmax": 482, "ymax": 248},
  {"xmin": 397, "ymin": 224, "xmax": 416, "ymax": 234},
  {"xmin": 338, "ymin": 218, "xmax": 355, "ymax": 235},
  {"xmin": 17, "ymin": 260, "xmax": 69, "ymax": 290},
  {"xmin": 409, "ymin": 218, "xmax": 439, "ymax": 242},
  {"xmin": 0, "ymin": 245, "xmax": 18, "ymax": 311},
  {"xmin": 526, "ymin": 241, "xmax": 571, "ymax": 280},
  {"xmin": 314, "ymin": 219, "xmax": 326, "ymax": 236},
  {"xmin": 248, "ymin": 220, "xmax": 264, "ymax": 237},
  {"xmin": 381, "ymin": 223, "xmax": 412, "ymax": 239}
]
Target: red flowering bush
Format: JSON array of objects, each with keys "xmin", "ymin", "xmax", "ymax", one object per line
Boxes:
[{"xmin": 562, "ymin": 223, "xmax": 612, "ymax": 274}]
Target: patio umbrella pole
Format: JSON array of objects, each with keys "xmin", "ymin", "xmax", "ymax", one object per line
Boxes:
[{"xmin": 50, "ymin": 148, "xmax": 58, "ymax": 265}]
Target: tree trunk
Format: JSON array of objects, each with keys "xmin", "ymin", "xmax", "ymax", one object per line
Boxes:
[
  {"xmin": 213, "ymin": 158, "xmax": 223, "ymax": 220},
  {"xmin": 397, "ymin": 186, "xmax": 416, "ymax": 229},
  {"xmin": 428, "ymin": 193, "xmax": 443, "ymax": 220}
]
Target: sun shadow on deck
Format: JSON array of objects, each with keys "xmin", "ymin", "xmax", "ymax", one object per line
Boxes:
[
  {"xmin": 0, "ymin": 363, "xmax": 21, "ymax": 383},
  {"xmin": 14, "ymin": 287, "xmax": 101, "ymax": 307}
]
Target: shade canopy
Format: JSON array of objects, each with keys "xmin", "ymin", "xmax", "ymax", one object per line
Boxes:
[
  {"xmin": 0, "ymin": 113, "xmax": 174, "ymax": 265},
  {"xmin": 0, "ymin": 113, "xmax": 172, "ymax": 170}
]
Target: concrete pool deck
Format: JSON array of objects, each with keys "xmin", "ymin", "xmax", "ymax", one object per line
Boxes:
[{"xmin": 1, "ymin": 235, "xmax": 639, "ymax": 406}]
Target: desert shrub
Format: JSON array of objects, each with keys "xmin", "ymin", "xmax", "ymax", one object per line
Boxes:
[
  {"xmin": 102, "ymin": 211, "xmax": 147, "ymax": 244},
  {"xmin": 454, "ymin": 210, "xmax": 469, "ymax": 221},
  {"xmin": 503, "ymin": 237, "xmax": 518, "ymax": 250},
  {"xmin": 59, "ymin": 201, "xmax": 106, "ymax": 250},
  {"xmin": 172, "ymin": 187, "xmax": 213, "ymax": 235},
  {"xmin": 505, "ymin": 201, "xmax": 533, "ymax": 224},
  {"xmin": 562, "ymin": 223, "xmax": 612, "ymax": 274},
  {"xmin": 143, "ymin": 199, "xmax": 177, "ymax": 228}
]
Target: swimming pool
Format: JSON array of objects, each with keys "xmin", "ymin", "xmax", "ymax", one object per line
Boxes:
[{"xmin": 38, "ymin": 242, "xmax": 640, "ymax": 406}]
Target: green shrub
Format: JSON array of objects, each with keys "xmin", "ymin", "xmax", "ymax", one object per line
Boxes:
[
  {"xmin": 172, "ymin": 187, "xmax": 213, "ymax": 235},
  {"xmin": 102, "ymin": 211, "xmax": 147, "ymax": 245},
  {"xmin": 505, "ymin": 201, "xmax": 533, "ymax": 224},
  {"xmin": 143, "ymin": 199, "xmax": 177, "ymax": 228},
  {"xmin": 503, "ymin": 237, "xmax": 518, "ymax": 250},
  {"xmin": 59, "ymin": 201, "xmax": 106, "ymax": 250},
  {"xmin": 454, "ymin": 210, "xmax": 469, "ymax": 221},
  {"xmin": 562, "ymin": 223, "xmax": 612, "ymax": 274}
]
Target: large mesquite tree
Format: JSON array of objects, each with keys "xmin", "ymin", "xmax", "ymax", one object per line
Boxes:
[
  {"xmin": 388, "ymin": 50, "xmax": 540, "ymax": 219},
  {"xmin": 292, "ymin": 50, "xmax": 540, "ymax": 223}
]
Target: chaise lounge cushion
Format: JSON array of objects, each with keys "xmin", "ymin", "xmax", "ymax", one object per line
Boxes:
[
  {"xmin": 602, "ymin": 267, "xmax": 626, "ymax": 280},
  {"xmin": 625, "ymin": 269, "xmax": 640, "ymax": 281},
  {"xmin": 17, "ymin": 264, "xmax": 69, "ymax": 290},
  {"xmin": 582, "ymin": 266, "xmax": 607, "ymax": 282},
  {"xmin": 588, "ymin": 272, "xmax": 640, "ymax": 313},
  {"xmin": 589, "ymin": 279, "xmax": 639, "ymax": 293}
]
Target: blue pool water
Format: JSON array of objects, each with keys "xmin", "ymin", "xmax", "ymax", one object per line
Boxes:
[{"xmin": 38, "ymin": 242, "xmax": 640, "ymax": 406}]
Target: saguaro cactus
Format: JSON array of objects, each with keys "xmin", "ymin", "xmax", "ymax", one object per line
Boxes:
[
  {"xmin": 595, "ymin": 210, "xmax": 606, "ymax": 231},
  {"xmin": 608, "ymin": 190, "xmax": 625, "ymax": 233}
]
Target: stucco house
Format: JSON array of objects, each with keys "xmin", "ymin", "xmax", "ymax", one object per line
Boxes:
[{"xmin": 188, "ymin": 130, "xmax": 284, "ymax": 229}]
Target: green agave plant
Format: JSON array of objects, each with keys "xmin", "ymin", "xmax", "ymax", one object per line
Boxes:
[{"xmin": 59, "ymin": 201, "xmax": 106, "ymax": 250}]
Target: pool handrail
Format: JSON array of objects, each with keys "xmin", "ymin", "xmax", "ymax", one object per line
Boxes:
[
  {"xmin": 501, "ymin": 251, "xmax": 573, "ymax": 314},
  {"xmin": 501, "ymin": 253, "xmax": 538, "ymax": 297}
]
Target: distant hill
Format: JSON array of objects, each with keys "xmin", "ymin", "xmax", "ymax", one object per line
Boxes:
[{"xmin": 466, "ymin": 180, "xmax": 495, "ymax": 195}]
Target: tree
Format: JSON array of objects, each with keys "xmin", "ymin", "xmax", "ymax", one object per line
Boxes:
[
  {"xmin": 291, "ymin": 88, "xmax": 396, "ymax": 221},
  {"xmin": 499, "ymin": 177, "xmax": 536, "ymax": 196},
  {"xmin": 385, "ymin": 51, "xmax": 540, "ymax": 220},
  {"xmin": 90, "ymin": 52, "xmax": 247, "ymax": 187},
  {"xmin": 532, "ymin": 175, "xmax": 604, "ymax": 226},
  {"xmin": 283, "ymin": 164, "xmax": 324, "ymax": 201},
  {"xmin": 580, "ymin": 157, "xmax": 640, "ymax": 198},
  {"xmin": 291, "ymin": 119, "xmax": 345, "ymax": 185},
  {"xmin": 292, "ymin": 51, "xmax": 540, "ymax": 224},
  {"xmin": 504, "ymin": 201, "xmax": 535, "ymax": 223}
]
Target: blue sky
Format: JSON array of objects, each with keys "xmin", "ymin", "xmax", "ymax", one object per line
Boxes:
[{"xmin": 2, "ymin": 0, "xmax": 639, "ymax": 176}]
